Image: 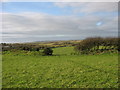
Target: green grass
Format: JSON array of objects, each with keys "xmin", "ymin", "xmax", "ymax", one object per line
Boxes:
[
  {"xmin": 53, "ymin": 46, "xmax": 75, "ymax": 55},
  {"xmin": 2, "ymin": 47, "xmax": 118, "ymax": 88}
]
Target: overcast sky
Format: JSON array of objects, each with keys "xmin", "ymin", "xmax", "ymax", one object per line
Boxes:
[{"xmin": 1, "ymin": 1, "xmax": 118, "ymax": 43}]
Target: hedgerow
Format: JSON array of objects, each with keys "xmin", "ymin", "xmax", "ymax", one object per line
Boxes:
[{"xmin": 75, "ymin": 37, "xmax": 119, "ymax": 54}]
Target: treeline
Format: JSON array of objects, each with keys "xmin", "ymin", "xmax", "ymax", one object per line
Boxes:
[
  {"xmin": 1, "ymin": 41, "xmax": 80, "ymax": 52},
  {"xmin": 75, "ymin": 37, "xmax": 120, "ymax": 54},
  {"xmin": 1, "ymin": 43, "xmax": 46, "ymax": 51},
  {"xmin": 1, "ymin": 37, "xmax": 119, "ymax": 55},
  {"xmin": 1, "ymin": 43, "xmax": 54, "ymax": 56}
]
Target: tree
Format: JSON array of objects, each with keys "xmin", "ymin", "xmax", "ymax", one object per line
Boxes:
[
  {"xmin": 75, "ymin": 37, "xmax": 119, "ymax": 54},
  {"xmin": 42, "ymin": 48, "xmax": 53, "ymax": 56}
]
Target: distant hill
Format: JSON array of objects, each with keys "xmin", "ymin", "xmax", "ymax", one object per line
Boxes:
[{"xmin": 24, "ymin": 40, "xmax": 82, "ymax": 47}]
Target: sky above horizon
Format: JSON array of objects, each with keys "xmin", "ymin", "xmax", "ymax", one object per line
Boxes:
[{"xmin": 1, "ymin": 2, "xmax": 118, "ymax": 43}]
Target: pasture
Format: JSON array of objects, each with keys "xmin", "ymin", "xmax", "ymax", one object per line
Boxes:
[{"xmin": 2, "ymin": 47, "xmax": 118, "ymax": 88}]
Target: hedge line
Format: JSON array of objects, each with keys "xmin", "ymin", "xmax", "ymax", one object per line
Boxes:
[
  {"xmin": 75, "ymin": 37, "xmax": 120, "ymax": 54},
  {"xmin": 2, "ymin": 43, "xmax": 46, "ymax": 51}
]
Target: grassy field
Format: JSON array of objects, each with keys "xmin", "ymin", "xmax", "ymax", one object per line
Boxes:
[{"xmin": 2, "ymin": 47, "xmax": 118, "ymax": 88}]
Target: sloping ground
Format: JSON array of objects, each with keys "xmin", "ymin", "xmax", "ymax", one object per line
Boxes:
[
  {"xmin": 26, "ymin": 40, "xmax": 82, "ymax": 47},
  {"xmin": 2, "ymin": 47, "xmax": 118, "ymax": 88}
]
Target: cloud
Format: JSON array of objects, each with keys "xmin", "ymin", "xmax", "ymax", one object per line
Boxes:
[
  {"xmin": 1, "ymin": 2, "xmax": 118, "ymax": 43},
  {"xmin": 2, "ymin": 0, "xmax": 119, "ymax": 2},
  {"xmin": 1, "ymin": 11, "xmax": 118, "ymax": 43},
  {"xmin": 54, "ymin": 2, "xmax": 118, "ymax": 13}
]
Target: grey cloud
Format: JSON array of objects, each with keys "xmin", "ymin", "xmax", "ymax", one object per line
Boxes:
[
  {"xmin": 2, "ymin": 9, "xmax": 118, "ymax": 43},
  {"xmin": 54, "ymin": 2, "xmax": 118, "ymax": 13}
]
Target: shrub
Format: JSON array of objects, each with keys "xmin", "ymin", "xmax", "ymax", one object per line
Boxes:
[
  {"xmin": 42, "ymin": 48, "xmax": 53, "ymax": 56},
  {"xmin": 2, "ymin": 43, "xmax": 47, "ymax": 52},
  {"xmin": 75, "ymin": 37, "xmax": 119, "ymax": 54}
]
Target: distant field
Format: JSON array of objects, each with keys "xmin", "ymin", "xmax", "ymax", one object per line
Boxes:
[
  {"xmin": 2, "ymin": 47, "xmax": 118, "ymax": 88},
  {"xmin": 25, "ymin": 40, "xmax": 82, "ymax": 47}
]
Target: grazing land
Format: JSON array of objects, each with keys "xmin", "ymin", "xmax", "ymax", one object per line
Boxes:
[{"xmin": 2, "ymin": 46, "xmax": 118, "ymax": 88}]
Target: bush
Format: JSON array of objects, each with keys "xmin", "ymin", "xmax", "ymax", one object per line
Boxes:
[
  {"xmin": 1, "ymin": 43, "xmax": 47, "ymax": 52},
  {"xmin": 75, "ymin": 37, "xmax": 119, "ymax": 54},
  {"xmin": 42, "ymin": 48, "xmax": 53, "ymax": 56}
]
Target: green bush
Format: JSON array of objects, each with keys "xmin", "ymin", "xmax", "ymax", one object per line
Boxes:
[
  {"xmin": 75, "ymin": 37, "xmax": 119, "ymax": 54},
  {"xmin": 42, "ymin": 48, "xmax": 53, "ymax": 56}
]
